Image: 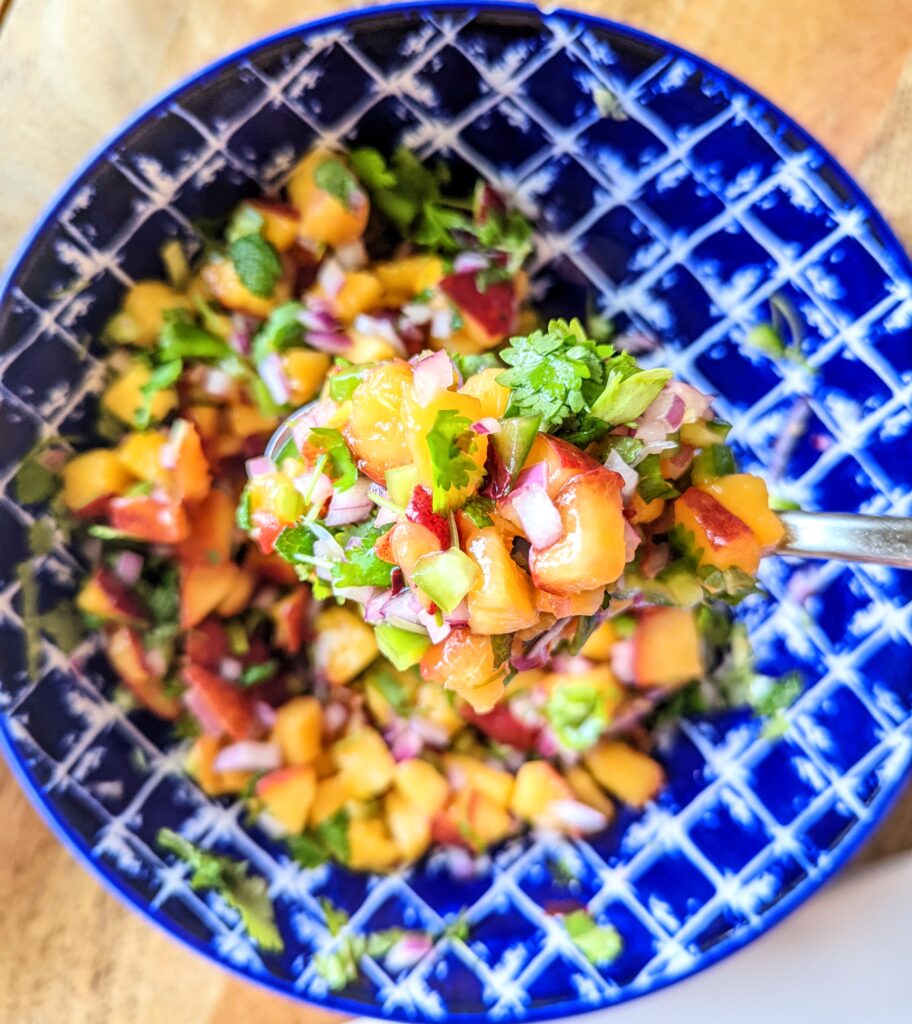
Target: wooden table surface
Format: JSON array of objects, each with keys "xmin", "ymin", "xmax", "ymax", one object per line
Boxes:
[{"xmin": 2, "ymin": 1, "xmax": 912, "ymax": 1021}]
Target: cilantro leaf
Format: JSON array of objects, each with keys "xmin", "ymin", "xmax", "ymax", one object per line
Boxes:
[
  {"xmin": 157, "ymin": 829, "xmax": 282, "ymax": 952},
  {"xmin": 251, "ymin": 302, "xmax": 305, "ymax": 364},
  {"xmin": 288, "ymin": 809, "xmax": 351, "ymax": 869},
  {"xmin": 240, "ymin": 660, "xmax": 278, "ymax": 686},
  {"xmin": 425, "ymin": 408, "xmax": 479, "ymax": 513},
  {"xmin": 348, "ymin": 148, "xmax": 396, "ymax": 190},
  {"xmin": 158, "ymin": 310, "xmax": 231, "ymax": 362},
  {"xmin": 135, "ymin": 358, "xmax": 181, "ymax": 429},
  {"xmin": 350, "ymin": 146, "xmax": 443, "ymax": 234},
  {"xmin": 562, "ymin": 910, "xmax": 623, "ymax": 966},
  {"xmin": 307, "ymin": 427, "xmax": 357, "ymax": 491},
  {"xmin": 497, "ymin": 318, "xmax": 613, "ymax": 432},
  {"xmin": 452, "ymin": 352, "xmax": 502, "ymax": 378},
  {"xmin": 332, "ymin": 523, "xmax": 394, "ymax": 588},
  {"xmin": 15, "ymin": 448, "xmax": 60, "ymax": 504},
  {"xmin": 229, "ymin": 234, "xmax": 283, "ymax": 298},
  {"xmin": 274, "ymin": 523, "xmax": 317, "ymax": 565},
  {"xmin": 314, "ymin": 158, "xmax": 361, "ymax": 212}
]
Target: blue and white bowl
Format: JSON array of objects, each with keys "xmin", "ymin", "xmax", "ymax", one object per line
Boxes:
[{"xmin": 2, "ymin": 3, "xmax": 911, "ymax": 1019}]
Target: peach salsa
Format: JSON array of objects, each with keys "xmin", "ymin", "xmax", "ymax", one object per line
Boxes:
[{"xmin": 51, "ymin": 146, "xmax": 797, "ymax": 890}]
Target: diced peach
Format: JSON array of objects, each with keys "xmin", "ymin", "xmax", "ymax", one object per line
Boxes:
[
  {"xmin": 348, "ymin": 818, "xmax": 400, "ymax": 872},
  {"xmin": 77, "ymin": 568, "xmax": 147, "ymax": 625},
  {"xmin": 529, "ymin": 468, "xmax": 626, "ymax": 595},
  {"xmin": 113, "ymin": 280, "xmax": 194, "ymax": 347},
  {"xmin": 579, "ymin": 620, "xmax": 617, "ymax": 661},
  {"xmin": 106, "ymin": 626, "xmax": 181, "ymax": 719},
  {"xmin": 201, "ymin": 257, "xmax": 290, "ymax": 318},
  {"xmin": 331, "ymin": 727, "xmax": 395, "ymax": 799},
  {"xmin": 183, "ymin": 664, "xmax": 255, "ymax": 741},
  {"xmin": 283, "ymin": 349, "xmax": 332, "ymax": 404},
  {"xmin": 103, "ymin": 362, "xmax": 177, "ymax": 425},
  {"xmin": 310, "ymin": 773, "xmax": 354, "ymax": 826},
  {"xmin": 313, "ymin": 606, "xmax": 378, "ymax": 685},
  {"xmin": 387, "ymin": 520, "xmax": 444, "ymax": 593},
  {"xmin": 439, "ymin": 272, "xmax": 517, "ymax": 349},
  {"xmin": 385, "ymin": 790, "xmax": 431, "ymax": 861},
  {"xmin": 186, "ymin": 735, "xmax": 252, "ymax": 796},
  {"xmin": 674, "ymin": 487, "xmax": 762, "ymax": 573},
  {"xmin": 109, "ymin": 494, "xmax": 189, "ymax": 543},
  {"xmin": 63, "ymin": 450, "xmax": 133, "ymax": 513},
  {"xmin": 271, "ymin": 696, "xmax": 322, "ymax": 766},
  {"xmin": 565, "ymin": 765, "xmax": 616, "ymax": 820},
  {"xmin": 464, "ymin": 527, "xmax": 538, "ymax": 634},
  {"xmin": 533, "ymin": 587, "xmax": 604, "ymax": 619},
  {"xmin": 510, "ymin": 761, "xmax": 573, "ymax": 823},
  {"xmin": 401, "ymin": 389, "xmax": 487, "ymax": 510},
  {"xmin": 179, "ymin": 489, "xmax": 236, "ymax": 566},
  {"xmin": 420, "ymin": 627, "xmax": 506, "ymax": 713},
  {"xmin": 269, "ymin": 588, "xmax": 310, "ymax": 655},
  {"xmin": 524, "ymin": 434, "xmax": 602, "ymax": 498},
  {"xmin": 443, "ymin": 789, "xmax": 515, "ymax": 852},
  {"xmin": 256, "ymin": 766, "xmax": 317, "ymax": 834},
  {"xmin": 186, "ymin": 405, "xmax": 221, "ymax": 441},
  {"xmin": 216, "ymin": 569, "xmax": 255, "ymax": 617},
  {"xmin": 632, "ymin": 607, "xmax": 703, "ymax": 690},
  {"xmin": 345, "ymin": 330, "xmax": 399, "ymax": 364},
  {"xmin": 699, "ymin": 474, "xmax": 785, "ymax": 549},
  {"xmin": 116, "ymin": 432, "xmax": 170, "ymax": 487},
  {"xmin": 629, "ymin": 492, "xmax": 665, "ymax": 525},
  {"xmin": 287, "ymin": 149, "xmax": 369, "ymax": 249},
  {"xmin": 344, "ymin": 360, "xmax": 414, "ymax": 482},
  {"xmin": 414, "ymin": 681, "xmax": 464, "ymax": 739},
  {"xmin": 245, "ymin": 198, "xmax": 301, "ymax": 252},
  {"xmin": 583, "ymin": 741, "xmax": 664, "ymax": 808},
  {"xmin": 180, "ymin": 563, "xmax": 240, "ymax": 630},
  {"xmin": 375, "ymin": 256, "xmax": 443, "ymax": 304},
  {"xmin": 166, "ymin": 420, "xmax": 211, "ymax": 504},
  {"xmin": 393, "ymin": 759, "xmax": 450, "ymax": 815},
  {"xmin": 458, "ymin": 367, "xmax": 510, "ymax": 419},
  {"xmin": 326, "ymin": 271, "xmax": 383, "ymax": 323},
  {"xmin": 228, "ymin": 403, "xmax": 278, "ymax": 439},
  {"xmin": 443, "ymin": 754, "xmax": 513, "ymax": 807}
]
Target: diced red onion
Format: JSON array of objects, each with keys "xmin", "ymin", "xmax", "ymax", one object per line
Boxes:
[
  {"xmin": 183, "ymin": 689, "xmax": 222, "ymax": 737},
  {"xmin": 547, "ymin": 799, "xmax": 608, "ymax": 834},
  {"xmin": 160, "ymin": 420, "xmax": 187, "ymax": 470},
  {"xmin": 253, "ymin": 585, "xmax": 279, "ymax": 610},
  {"xmin": 624, "ymin": 521, "xmax": 642, "ymax": 563},
  {"xmin": 417, "ymin": 607, "xmax": 452, "ymax": 644},
  {"xmin": 310, "ymin": 523, "xmax": 345, "ymax": 560},
  {"xmin": 364, "ymin": 588, "xmax": 392, "ymax": 625},
  {"xmin": 511, "ymin": 461, "xmax": 548, "ymax": 493},
  {"xmin": 229, "ymin": 314, "xmax": 254, "ymax": 355},
  {"xmin": 615, "ymin": 330, "xmax": 660, "ymax": 354},
  {"xmin": 446, "ymin": 600, "xmax": 469, "ymax": 625},
  {"xmin": 324, "ymin": 476, "xmax": 373, "ymax": 526},
  {"xmin": 454, "ymin": 252, "xmax": 489, "ymax": 274},
  {"xmin": 335, "ymin": 239, "xmax": 367, "ymax": 272},
  {"xmin": 298, "ymin": 302, "xmax": 338, "ymax": 333},
  {"xmin": 323, "ymin": 701, "xmax": 349, "ymax": 737},
  {"xmin": 374, "ymin": 505, "xmax": 400, "ymax": 528},
  {"xmin": 410, "ymin": 718, "xmax": 450, "ymax": 747},
  {"xmin": 246, "ymin": 456, "xmax": 276, "ymax": 479},
  {"xmin": 401, "ymin": 302, "xmax": 432, "ymax": 325},
  {"xmin": 258, "ymin": 351, "xmax": 292, "ymax": 406},
  {"xmin": 604, "ymin": 450, "xmax": 638, "ymax": 502},
  {"xmin": 382, "ymin": 590, "xmax": 426, "ymax": 630},
  {"xmin": 536, "ymin": 726, "xmax": 561, "ymax": 758},
  {"xmin": 513, "ymin": 618, "xmax": 569, "ymax": 671},
  {"xmin": 431, "ymin": 309, "xmax": 454, "ymax": 340},
  {"xmin": 213, "ymin": 741, "xmax": 282, "ymax": 774},
  {"xmin": 442, "ymin": 846, "xmax": 478, "ymax": 879},
  {"xmin": 219, "ymin": 657, "xmax": 243, "ymax": 681},
  {"xmin": 610, "ymin": 638, "xmax": 635, "ymax": 685},
  {"xmin": 635, "ymin": 387, "xmax": 686, "ymax": 443},
  {"xmin": 145, "ymin": 647, "xmax": 168, "ymax": 677},
  {"xmin": 472, "ymin": 417, "xmax": 501, "ymax": 435},
  {"xmin": 203, "ymin": 368, "xmax": 233, "ymax": 398},
  {"xmin": 291, "ymin": 400, "xmax": 335, "ymax": 450},
  {"xmin": 389, "ymin": 723, "xmax": 424, "ymax": 762},
  {"xmin": 549, "ymin": 654, "xmax": 594, "ymax": 674},
  {"xmin": 641, "ymin": 541, "xmax": 670, "ymax": 579},
  {"xmin": 317, "ymin": 257, "xmax": 346, "ymax": 299},
  {"xmin": 306, "ymin": 330, "xmax": 351, "ymax": 354},
  {"xmin": 113, "ymin": 550, "xmax": 144, "ymax": 586},
  {"xmin": 770, "ymin": 396, "xmax": 811, "ymax": 482},
  {"xmin": 354, "ymin": 313, "xmax": 401, "ymax": 346},
  {"xmin": 632, "ymin": 438, "xmax": 678, "ymax": 465},
  {"xmin": 293, "ymin": 470, "xmax": 333, "ymax": 511},
  {"xmin": 662, "ymin": 444, "xmax": 695, "ymax": 480},
  {"xmin": 412, "ymin": 349, "xmax": 455, "ymax": 407},
  {"xmin": 502, "ymin": 468, "xmax": 562, "ymax": 549},
  {"xmin": 334, "ymin": 585, "xmax": 375, "ymax": 605},
  {"xmin": 384, "ymin": 933, "xmax": 434, "ymax": 972},
  {"xmin": 665, "ymin": 379, "xmax": 714, "ymax": 422},
  {"xmin": 253, "ymin": 701, "xmax": 278, "ymax": 730}
]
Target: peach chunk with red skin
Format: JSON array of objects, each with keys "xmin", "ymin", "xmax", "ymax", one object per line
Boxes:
[
  {"xmin": 674, "ymin": 487, "xmax": 762, "ymax": 573},
  {"xmin": 529, "ymin": 467, "xmax": 627, "ymax": 595},
  {"xmin": 106, "ymin": 626, "xmax": 182, "ymax": 719},
  {"xmin": 421, "ymin": 626, "xmax": 506, "ymax": 713},
  {"xmin": 182, "ymin": 664, "xmax": 256, "ymax": 741},
  {"xmin": 523, "ymin": 434, "xmax": 602, "ymax": 499}
]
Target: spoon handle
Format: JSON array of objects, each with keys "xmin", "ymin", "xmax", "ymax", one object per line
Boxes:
[{"xmin": 778, "ymin": 510, "xmax": 912, "ymax": 568}]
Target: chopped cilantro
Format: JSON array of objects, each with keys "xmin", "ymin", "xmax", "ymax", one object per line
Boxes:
[
  {"xmin": 40, "ymin": 601, "xmax": 85, "ymax": 654},
  {"xmin": 226, "ymin": 202, "xmax": 265, "ymax": 243},
  {"xmin": 562, "ymin": 910, "xmax": 623, "ymax": 966},
  {"xmin": 746, "ymin": 295, "xmax": 814, "ymax": 372},
  {"xmin": 546, "ymin": 682, "xmax": 608, "ymax": 751},
  {"xmin": 240, "ymin": 660, "xmax": 278, "ymax": 686},
  {"xmin": 236, "ymin": 488, "xmax": 253, "ymax": 531},
  {"xmin": 452, "ymin": 352, "xmax": 502, "ymax": 378},
  {"xmin": 368, "ymin": 667, "xmax": 409, "ymax": 716},
  {"xmin": 135, "ymin": 358, "xmax": 181, "ymax": 429},
  {"xmin": 15, "ymin": 439, "xmax": 66, "ymax": 504},
  {"xmin": 274, "ymin": 523, "xmax": 317, "ymax": 564},
  {"xmin": 425, "ymin": 408, "xmax": 479, "ymax": 513},
  {"xmin": 157, "ymin": 828, "xmax": 283, "ymax": 952},
  {"xmin": 288, "ymin": 809, "xmax": 351, "ymax": 869},
  {"xmin": 158, "ymin": 310, "xmax": 231, "ymax": 362},
  {"xmin": 251, "ymin": 302, "xmax": 305, "ymax": 364},
  {"xmin": 314, "ymin": 158, "xmax": 361, "ymax": 211},
  {"xmin": 331, "ymin": 523, "xmax": 394, "ymax": 588},
  {"xmin": 229, "ymin": 234, "xmax": 283, "ymax": 298},
  {"xmin": 307, "ymin": 427, "xmax": 357, "ymax": 491},
  {"xmin": 593, "ymin": 86, "xmax": 627, "ymax": 121}
]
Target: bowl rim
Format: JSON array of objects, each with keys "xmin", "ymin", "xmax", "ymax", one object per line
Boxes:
[{"xmin": 2, "ymin": 2, "xmax": 910, "ymax": 1018}]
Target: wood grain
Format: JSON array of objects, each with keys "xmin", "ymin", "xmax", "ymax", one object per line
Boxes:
[{"xmin": 2, "ymin": 1, "xmax": 912, "ymax": 1021}]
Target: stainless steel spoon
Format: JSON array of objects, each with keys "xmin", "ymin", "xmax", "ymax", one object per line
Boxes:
[{"xmin": 266, "ymin": 410, "xmax": 912, "ymax": 569}]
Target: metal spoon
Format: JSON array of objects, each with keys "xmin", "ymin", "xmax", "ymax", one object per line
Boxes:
[{"xmin": 266, "ymin": 409, "xmax": 912, "ymax": 569}]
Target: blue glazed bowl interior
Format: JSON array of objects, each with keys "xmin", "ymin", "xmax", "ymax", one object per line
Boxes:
[{"xmin": 2, "ymin": 4, "xmax": 912, "ymax": 1019}]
